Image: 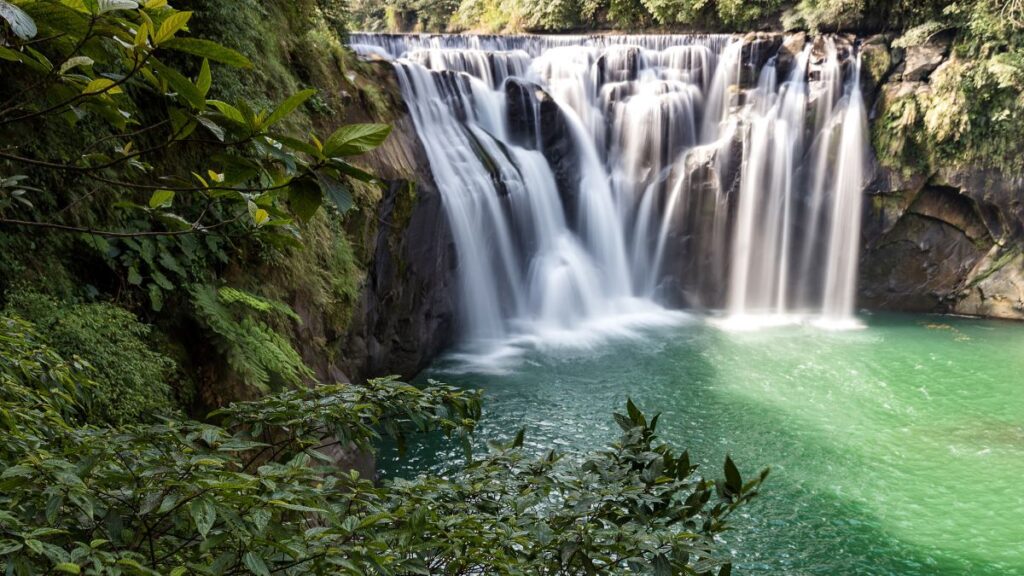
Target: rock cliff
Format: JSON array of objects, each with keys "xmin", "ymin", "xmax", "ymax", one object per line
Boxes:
[{"xmin": 860, "ymin": 37, "xmax": 1024, "ymax": 319}]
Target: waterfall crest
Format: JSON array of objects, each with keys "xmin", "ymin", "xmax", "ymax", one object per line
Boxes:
[{"xmin": 352, "ymin": 33, "xmax": 871, "ymax": 349}]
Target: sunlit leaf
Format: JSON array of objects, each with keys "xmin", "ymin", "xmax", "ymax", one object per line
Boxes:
[
  {"xmin": 154, "ymin": 10, "xmax": 191, "ymax": 44},
  {"xmin": 148, "ymin": 189, "xmax": 174, "ymax": 208},
  {"xmin": 323, "ymin": 123, "xmax": 391, "ymax": 157},
  {"xmin": 82, "ymin": 77, "xmax": 122, "ymax": 95}
]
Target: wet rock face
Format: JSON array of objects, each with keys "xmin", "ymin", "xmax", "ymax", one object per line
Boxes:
[
  {"xmin": 538, "ymin": 89, "xmax": 583, "ymax": 228},
  {"xmin": 596, "ymin": 46, "xmax": 642, "ymax": 85},
  {"xmin": 861, "ymin": 187, "xmax": 992, "ymax": 312},
  {"xmin": 504, "ymin": 78, "xmax": 583, "ymax": 228},
  {"xmin": 504, "ymin": 78, "xmax": 542, "ymax": 148},
  {"xmin": 343, "ymin": 112, "xmax": 458, "ymax": 381},
  {"xmin": 740, "ymin": 33, "xmax": 783, "ymax": 87},
  {"xmin": 957, "ymin": 249, "xmax": 1024, "ymax": 318},
  {"xmin": 861, "ymin": 159, "xmax": 1024, "ymax": 321}
]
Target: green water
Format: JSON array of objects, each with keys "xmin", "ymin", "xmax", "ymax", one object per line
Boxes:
[{"xmin": 381, "ymin": 314, "xmax": 1024, "ymax": 574}]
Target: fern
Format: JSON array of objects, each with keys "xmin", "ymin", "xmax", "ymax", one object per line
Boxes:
[
  {"xmin": 218, "ymin": 286, "xmax": 301, "ymax": 321},
  {"xmin": 189, "ymin": 284, "xmax": 312, "ymax": 393}
]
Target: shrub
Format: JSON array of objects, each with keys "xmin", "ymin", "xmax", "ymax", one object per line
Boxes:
[
  {"xmin": 0, "ymin": 322, "xmax": 766, "ymax": 576},
  {"xmin": 3, "ymin": 292, "xmax": 177, "ymax": 425}
]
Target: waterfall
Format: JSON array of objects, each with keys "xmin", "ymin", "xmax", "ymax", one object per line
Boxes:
[{"xmin": 351, "ymin": 33, "xmax": 871, "ymax": 348}]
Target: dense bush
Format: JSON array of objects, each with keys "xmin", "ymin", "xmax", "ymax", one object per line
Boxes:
[
  {"xmin": 3, "ymin": 292, "xmax": 178, "ymax": 425},
  {"xmin": 0, "ymin": 311, "xmax": 766, "ymax": 576}
]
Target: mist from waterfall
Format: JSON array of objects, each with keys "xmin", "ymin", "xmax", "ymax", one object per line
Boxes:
[{"xmin": 351, "ymin": 33, "xmax": 871, "ymax": 352}]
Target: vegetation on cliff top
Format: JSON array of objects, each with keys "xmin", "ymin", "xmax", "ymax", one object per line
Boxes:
[
  {"xmin": 349, "ymin": 0, "xmax": 1024, "ymax": 171},
  {"xmin": 349, "ymin": 0, "xmax": 951, "ymax": 33},
  {"xmin": 873, "ymin": 0, "xmax": 1024, "ymax": 172}
]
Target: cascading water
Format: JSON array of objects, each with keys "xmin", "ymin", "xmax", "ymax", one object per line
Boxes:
[{"xmin": 350, "ymin": 33, "xmax": 871, "ymax": 351}]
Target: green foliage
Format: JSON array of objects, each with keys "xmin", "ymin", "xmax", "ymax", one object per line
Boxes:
[
  {"xmin": 3, "ymin": 291, "xmax": 177, "ymax": 425},
  {"xmin": 353, "ymin": 0, "xmax": 1020, "ymax": 34},
  {"xmin": 261, "ymin": 210, "xmax": 365, "ymax": 337},
  {"xmin": 0, "ymin": 0, "xmax": 389, "ymax": 304},
  {"xmin": 783, "ymin": 0, "xmax": 865, "ymax": 31},
  {"xmin": 349, "ymin": 0, "xmax": 459, "ymax": 32},
  {"xmin": 0, "ymin": 313, "xmax": 90, "ymax": 448},
  {"xmin": 0, "ymin": 325, "xmax": 764, "ymax": 575},
  {"xmin": 189, "ymin": 284, "xmax": 312, "ymax": 393},
  {"xmin": 870, "ymin": 0, "xmax": 1024, "ymax": 172}
]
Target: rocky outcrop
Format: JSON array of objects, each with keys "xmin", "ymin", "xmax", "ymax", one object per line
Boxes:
[
  {"xmin": 505, "ymin": 78, "xmax": 583, "ymax": 228},
  {"xmin": 340, "ymin": 75, "xmax": 458, "ymax": 381},
  {"xmin": 896, "ymin": 43, "xmax": 948, "ymax": 81},
  {"xmin": 859, "ymin": 37, "xmax": 1024, "ymax": 320}
]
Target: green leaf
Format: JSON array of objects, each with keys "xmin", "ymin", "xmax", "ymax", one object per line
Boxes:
[
  {"xmin": 0, "ymin": 46, "xmax": 25, "ymax": 62},
  {"xmin": 97, "ymin": 0, "xmax": 138, "ymax": 13},
  {"xmin": 154, "ymin": 10, "xmax": 191, "ymax": 44},
  {"xmin": 333, "ymin": 160, "xmax": 379, "ymax": 183},
  {"xmin": 149, "ymin": 189, "xmax": 174, "ymax": 208},
  {"xmin": 511, "ymin": 427, "xmax": 525, "ymax": 448},
  {"xmin": 288, "ymin": 177, "xmax": 322, "ymax": 223},
  {"xmin": 196, "ymin": 58, "xmax": 211, "ymax": 98},
  {"xmin": 54, "ymin": 563, "xmax": 80, "ymax": 575},
  {"xmin": 252, "ymin": 208, "xmax": 270, "ymax": 227},
  {"xmin": 241, "ymin": 552, "xmax": 270, "ymax": 576},
  {"xmin": 0, "ymin": 1, "xmax": 37, "ymax": 40},
  {"xmin": 45, "ymin": 493, "xmax": 63, "ymax": 524},
  {"xmin": 151, "ymin": 270, "xmax": 174, "ymax": 291},
  {"xmin": 265, "ymin": 88, "xmax": 316, "ymax": 128},
  {"xmin": 162, "ymin": 37, "xmax": 252, "ymax": 68},
  {"xmin": 82, "ymin": 77, "xmax": 121, "ymax": 95},
  {"xmin": 724, "ymin": 455, "xmax": 742, "ymax": 495},
  {"xmin": 59, "ymin": 56, "xmax": 93, "ymax": 75},
  {"xmin": 189, "ymin": 499, "xmax": 216, "ymax": 538},
  {"xmin": 207, "ymin": 100, "xmax": 246, "ymax": 126},
  {"xmin": 149, "ymin": 283, "xmax": 164, "ymax": 311},
  {"xmin": 626, "ymin": 398, "xmax": 646, "ymax": 426},
  {"xmin": 560, "ymin": 542, "xmax": 579, "ymax": 566},
  {"xmin": 323, "ymin": 123, "xmax": 391, "ymax": 157},
  {"xmin": 653, "ymin": 555, "xmax": 672, "ymax": 576},
  {"xmin": 272, "ymin": 134, "xmax": 321, "ymax": 158},
  {"xmin": 316, "ymin": 171, "xmax": 352, "ymax": 213},
  {"xmin": 150, "ymin": 59, "xmax": 205, "ymax": 110}
]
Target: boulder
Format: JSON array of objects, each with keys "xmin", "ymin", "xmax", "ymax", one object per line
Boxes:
[
  {"xmin": 596, "ymin": 46, "xmax": 641, "ymax": 86},
  {"xmin": 775, "ymin": 32, "xmax": 807, "ymax": 80},
  {"xmin": 956, "ymin": 247, "xmax": 1024, "ymax": 319},
  {"xmin": 899, "ymin": 43, "xmax": 948, "ymax": 81},
  {"xmin": 740, "ymin": 33, "xmax": 783, "ymax": 87}
]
